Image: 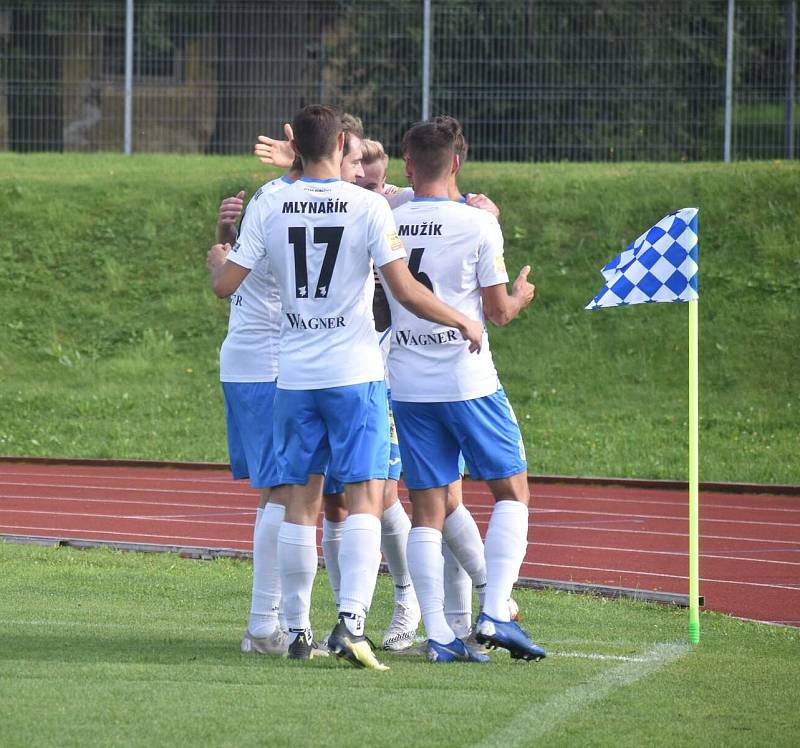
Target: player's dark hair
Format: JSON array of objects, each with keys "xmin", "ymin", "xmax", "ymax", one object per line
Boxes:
[
  {"xmin": 342, "ymin": 112, "xmax": 364, "ymax": 156},
  {"xmin": 291, "ymin": 105, "xmax": 342, "ymax": 163},
  {"xmin": 401, "ymin": 120, "xmax": 457, "ymax": 183},
  {"xmin": 432, "ymin": 114, "xmax": 468, "ymax": 162}
]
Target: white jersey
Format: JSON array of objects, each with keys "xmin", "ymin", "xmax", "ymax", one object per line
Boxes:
[
  {"xmin": 385, "ymin": 198, "xmax": 509, "ymax": 403},
  {"xmin": 219, "ymin": 175, "xmax": 293, "ymax": 382},
  {"xmin": 229, "ymin": 177, "xmax": 405, "ymax": 390}
]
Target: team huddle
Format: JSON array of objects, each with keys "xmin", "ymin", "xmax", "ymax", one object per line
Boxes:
[{"xmin": 206, "ymin": 105, "xmax": 543, "ymax": 670}]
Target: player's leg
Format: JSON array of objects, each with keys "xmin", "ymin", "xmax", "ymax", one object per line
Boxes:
[
  {"xmin": 320, "ymin": 381, "xmax": 391, "ymax": 670},
  {"xmin": 449, "ymin": 389, "xmax": 545, "ymax": 661},
  {"xmin": 394, "ymin": 400, "xmax": 488, "ymax": 664},
  {"xmin": 442, "ymin": 477, "xmax": 488, "ymax": 625},
  {"xmin": 273, "ymin": 387, "xmax": 330, "ymax": 660},
  {"xmin": 380, "ymin": 401, "xmax": 421, "ymax": 651},
  {"xmin": 321, "ymin": 481, "xmax": 346, "ymax": 607},
  {"xmin": 222, "ymin": 381, "xmax": 289, "ymax": 655}
]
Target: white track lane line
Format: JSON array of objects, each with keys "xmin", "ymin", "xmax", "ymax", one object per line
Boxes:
[
  {"xmin": 0, "ymin": 493, "xmax": 256, "ymax": 512},
  {"xmin": 0, "ymin": 508, "xmax": 253, "ymax": 527},
  {"xmin": 4, "ymin": 496, "xmax": 798, "ymax": 548},
  {"xmin": 470, "ymin": 643, "xmax": 691, "ymax": 748},
  {"xmin": 466, "ymin": 513, "xmax": 800, "ymax": 546},
  {"xmin": 0, "ymin": 528, "xmax": 250, "ymax": 546},
  {"xmin": 520, "ymin": 561, "xmax": 800, "ymax": 591},
  {"xmin": 459, "ymin": 504, "xmax": 800, "ymax": 529},
  {"xmin": 0, "ymin": 481, "xmax": 253, "ymax": 498},
  {"xmin": 527, "ymin": 540, "xmax": 800, "ymax": 567},
  {"xmin": 531, "ymin": 492, "xmax": 800, "ymax": 515},
  {"xmin": 0, "ymin": 470, "xmax": 233, "ymax": 485}
]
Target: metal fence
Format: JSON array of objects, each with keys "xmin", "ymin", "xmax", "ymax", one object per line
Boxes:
[{"xmin": 0, "ymin": 0, "xmax": 796, "ymax": 161}]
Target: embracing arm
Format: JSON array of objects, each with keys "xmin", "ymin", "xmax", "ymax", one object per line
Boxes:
[
  {"xmin": 379, "ymin": 259, "xmax": 484, "ymax": 353},
  {"xmin": 207, "ymin": 243, "xmax": 251, "ymax": 298},
  {"xmin": 254, "ymin": 123, "xmax": 295, "ymax": 169},
  {"xmin": 216, "ymin": 190, "xmax": 245, "ymax": 245}
]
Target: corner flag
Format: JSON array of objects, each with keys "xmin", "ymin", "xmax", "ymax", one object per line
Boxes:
[
  {"xmin": 586, "ymin": 208, "xmax": 698, "ymax": 309},
  {"xmin": 586, "ymin": 208, "xmax": 702, "ymax": 645}
]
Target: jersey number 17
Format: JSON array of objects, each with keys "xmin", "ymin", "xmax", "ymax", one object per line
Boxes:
[{"xmin": 288, "ymin": 226, "xmax": 344, "ymax": 299}]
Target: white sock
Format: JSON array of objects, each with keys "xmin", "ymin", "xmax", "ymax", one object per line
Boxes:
[
  {"xmin": 338, "ymin": 513, "xmax": 382, "ymax": 619},
  {"xmin": 248, "ymin": 504, "xmax": 284, "ymax": 637},
  {"xmin": 380, "ymin": 500, "xmax": 416, "ymax": 606},
  {"xmin": 322, "ymin": 518, "xmax": 345, "ymax": 607},
  {"xmin": 483, "ymin": 500, "xmax": 528, "ymax": 620},
  {"xmin": 407, "ymin": 527, "xmax": 455, "ymax": 644},
  {"xmin": 443, "ymin": 504, "xmax": 487, "ymax": 608},
  {"xmin": 443, "ymin": 543, "xmax": 472, "ymax": 638},
  {"xmin": 277, "ymin": 522, "xmax": 317, "ymax": 631}
]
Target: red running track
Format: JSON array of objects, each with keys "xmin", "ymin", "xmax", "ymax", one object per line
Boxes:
[{"xmin": 1, "ymin": 462, "xmax": 798, "ymax": 626}]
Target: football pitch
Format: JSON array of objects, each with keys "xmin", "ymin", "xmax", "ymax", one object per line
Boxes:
[{"xmin": 1, "ymin": 542, "xmax": 797, "ymax": 747}]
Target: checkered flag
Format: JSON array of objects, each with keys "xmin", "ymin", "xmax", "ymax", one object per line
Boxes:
[{"xmin": 586, "ymin": 208, "xmax": 699, "ymax": 310}]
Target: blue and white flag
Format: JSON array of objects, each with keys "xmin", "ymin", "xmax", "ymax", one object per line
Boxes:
[{"xmin": 586, "ymin": 208, "xmax": 699, "ymax": 310}]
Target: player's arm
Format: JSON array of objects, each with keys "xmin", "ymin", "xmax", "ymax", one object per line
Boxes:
[
  {"xmin": 466, "ymin": 192, "xmax": 500, "ymax": 218},
  {"xmin": 207, "ymin": 243, "xmax": 250, "ymax": 298},
  {"xmin": 481, "ymin": 265, "xmax": 535, "ymax": 327},
  {"xmin": 254, "ymin": 123, "xmax": 294, "ymax": 168},
  {"xmin": 216, "ymin": 190, "xmax": 245, "ymax": 245},
  {"xmin": 379, "ymin": 259, "xmax": 484, "ymax": 353}
]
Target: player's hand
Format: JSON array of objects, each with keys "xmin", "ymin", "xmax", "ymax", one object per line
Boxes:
[
  {"xmin": 511, "ymin": 265, "xmax": 535, "ymax": 308},
  {"xmin": 207, "ymin": 243, "xmax": 230, "ymax": 270},
  {"xmin": 459, "ymin": 318, "xmax": 485, "ymax": 354},
  {"xmin": 466, "ymin": 192, "xmax": 500, "ymax": 218},
  {"xmin": 254, "ymin": 123, "xmax": 295, "ymax": 168},
  {"xmin": 218, "ymin": 191, "xmax": 245, "ymax": 225}
]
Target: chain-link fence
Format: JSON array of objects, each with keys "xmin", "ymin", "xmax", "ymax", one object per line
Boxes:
[{"xmin": 0, "ymin": 0, "xmax": 796, "ymax": 161}]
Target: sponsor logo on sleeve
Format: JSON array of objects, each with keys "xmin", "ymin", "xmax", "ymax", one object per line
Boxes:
[
  {"xmin": 493, "ymin": 254, "xmax": 506, "ymax": 274},
  {"xmin": 386, "ymin": 232, "xmax": 404, "ymax": 252}
]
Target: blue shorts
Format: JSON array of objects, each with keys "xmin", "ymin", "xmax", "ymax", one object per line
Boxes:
[
  {"xmin": 322, "ymin": 386, "xmax": 399, "ymax": 495},
  {"xmin": 392, "ymin": 388, "xmax": 527, "ymax": 490},
  {"xmin": 274, "ymin": 381, "xmax": 390, "ymax": 486},
  {"xmin": 222, "ymin": 381, "xmax": 281, "ymax": 489}
]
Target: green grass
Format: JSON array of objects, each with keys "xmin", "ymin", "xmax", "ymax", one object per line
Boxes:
[
  {"xmin": 0, "ymin": 542, "xmax": 798, "ymax": 747},
  {"xmin": 0, "ymin": 154, "xmax": 798, "ymax": 482}
]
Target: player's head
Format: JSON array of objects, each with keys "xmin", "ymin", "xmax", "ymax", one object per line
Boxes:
[
  {"xmin": 401, "ymin": 120, "xmax": 458, "ymax": 186},
  {"xmin": 355, "ymin": 139, "xmax": 389, "ymax": 193},
  {"xmin": 431, "ymin": 114, "xmax": 468, "ymax": 173},
  {"xmin": 290, "ymin": 104, "xmax": 344, "ymax": 166},
  {"xmin": 341, "ymin": 112, "xmax": 365, "ymax": 183}
]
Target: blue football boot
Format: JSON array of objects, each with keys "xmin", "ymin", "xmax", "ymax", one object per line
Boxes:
[
  {"xmin": 426, "ymin": 637, "xmax": 490, "ymax": 663},
  {"xmin": 474, "ymin": 613, "xmax": 547, "ymax": 661}
]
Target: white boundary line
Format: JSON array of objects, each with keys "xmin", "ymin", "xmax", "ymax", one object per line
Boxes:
[{"xmin": 470, "ymin": 643, "xmax": 691, "ymax": 748}]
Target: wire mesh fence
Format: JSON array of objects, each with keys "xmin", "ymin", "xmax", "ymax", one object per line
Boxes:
[{"xmin": 0, "ymin": 0, "xmax": 796, "ymax": 161}]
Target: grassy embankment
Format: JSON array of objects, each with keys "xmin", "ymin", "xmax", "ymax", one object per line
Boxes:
[{"xmin": 1, "ymin": 154, "xmax": 797, "ymax": 482}]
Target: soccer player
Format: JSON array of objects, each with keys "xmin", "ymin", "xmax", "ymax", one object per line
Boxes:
[
  {"xmin": 385, "ymin": 119, "xmax": 546, "ymax": 663},
  {"xmin": 212, "ymin": 115, "xmax": 364, "ymax": 657},
  {"xmin": 208, "ymin": 105, "xmax": 484, "ymax": 670},
  {"xmin": 213, "ymin": 166, "xmax": 300, "ymax": 658}
]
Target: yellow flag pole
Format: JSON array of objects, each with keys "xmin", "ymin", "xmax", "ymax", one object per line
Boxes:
[{"xmin": 688, "ymin": 298, "xmax": 700, "ymax": 644}]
